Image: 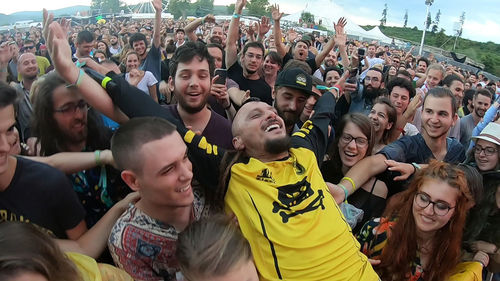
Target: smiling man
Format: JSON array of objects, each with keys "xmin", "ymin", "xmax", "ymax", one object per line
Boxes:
[
  {"xmin": 460, "ymin": 89, "xmax": 492, "ymax": 148},
  {"xmin": 333, "ymin": 87, "xmax": 465, "ymax": 202},
  {"xmin": 225, "ymin": 1, "xmax": 273, "ymax": 105}
]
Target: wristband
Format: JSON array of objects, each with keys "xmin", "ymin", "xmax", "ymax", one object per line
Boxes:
[
  {"xmin": 338, "ymin": 183, "xmax": 349, "ymax": 202},
  {"xmin": 412, "ymin": 162, "xmax": 421, "ymax": 171},
  {"xmin": 66, "ymin": 68, "xmax": 84, "ymax": 88},
  {"xmin": 341, "ymin": 176, "xmax": 356, "ymax": 190},
  {"xmin": 95, "ymin": 150, "xmax": 102, "ymax": 166},
  {"xmin": 223, "ymin": 102, "xmax": 232, "ymax": 110},
  {"xmin": 0, "ymin": 68, "xmax": 7, "ymax": 73},
  {"xmin": 233, "ymin": 13, "xmax": 241, "ymax": 19},
  {"xmin": 333, "ymin": 84, "xmax": 343, "ymax": 93}
]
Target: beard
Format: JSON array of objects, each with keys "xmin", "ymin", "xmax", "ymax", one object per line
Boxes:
[
  {"xmin": 275, "ymin": 103, "xmax": 300, "ymax": 130},
  {"xmin": 177, "ymin": 92, "xmax": 208, "ymax": 114},
  {"xmin": 363, "ymin": 85, "xmax": 382, "ymax": 100},
  {"xmin": 245, "ymin": 67, "xmax": 257, "ymax": 75},
  {"xmin": 264, "ymin": 135, "xmax": 291, "ymax": 155},
  {"xmin": 60, "ymin": 121, "xmax": 88, "ymax": 145},
  {"xmin": 209, "ymin": 36, "xmax": 222, "ymax": 45}
]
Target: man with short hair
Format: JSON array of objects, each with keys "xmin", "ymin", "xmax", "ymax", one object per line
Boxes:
[
  {"xmin": 21, "ymin": 39, "xmax": 51, "ymax": 76},
  {"xmin": 443, "ymin": 74, "xmax": 464, "ymax": 139},
  {"xmin": 184, "ymin": 15, "xmax": 224, "ymax": 46},
  {"xmin": 273, "ymin": 5, "xmax": 346, "ymax": 75},
  {"xmin": 324, "ymin": 66, "xmax": 342, "ymax": 87},
  {"xmin": 387, "ymin": 77, "xmax": 419, "ymax": 138},
  {"xmin": 0, "ymin": 83, "xmax": 86, "ymax": 239},
  {"xmin": 360, "ymin": 43, "xmax": 385, "ymax": 79},
  {"xmin": 108, "ymin": 33, "xmax": 121, "ymax": 55},
  {"xmin": 175, "ymin": 29, "xmax": 186, "ymax": 48},
  {"xmin": 333, "ymin": 87, "xmax": 464, "ymax": 202},
  {"xmin": 414, "ymin": 57, "xmax": 430, "ymax": 87},
  {"xmin": 460, "ymin": 89, "xmax": 492, "ymax": 148},
  {"xmin": 74, "ymin": 30, "xmax": 95, "ymax": 58},
  {"xmin": 226, "ymin": 2, "xmax": 272, "ymax": 105},
  {"xmin": 348, "ymin": 68, "xmax": 385, "ymax": 115},
  {"xmin": 13, "ymin": 53, "xmax": 38, "ymax": 141},
  {"xmin": 128, "ymin": 0, "xmax": 162, "ymax": 82},
  {"xmin": 108, "ymin": 117, "xmax": 211, "ymax": 281}
]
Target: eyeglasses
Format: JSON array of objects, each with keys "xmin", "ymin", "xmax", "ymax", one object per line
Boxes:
[
  {"xmin": 24, "ymin": 45, "xmax": 35, "ymax": 49},
  {"xmin": 474, "ymin": 146, "xmax": 497, "ymax": 156},
  {"xmin": 54, "ymin": 100, "xmax": 88, "ymax": 115},
  {"xmin": 245, "ymin": 52, "xmax": 263, "ymax": 60},
  {"xmin": 339, "ymin": 133, "xmax": 368, "ymax": 147},
  {"xmin": 414, "ymin": 192, "xmax": 455, "ymax": 216}
]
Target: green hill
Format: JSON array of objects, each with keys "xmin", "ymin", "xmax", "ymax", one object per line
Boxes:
[{"xmin": 362, "ymin": 25, "xmax": 500, "ymax": 77}]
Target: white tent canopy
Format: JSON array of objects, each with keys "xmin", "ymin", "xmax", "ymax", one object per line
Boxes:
[{"xmin": 365, "ymin": 26, "xmax": 393, "ymax": 44}]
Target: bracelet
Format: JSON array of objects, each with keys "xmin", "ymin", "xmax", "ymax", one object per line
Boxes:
[
  {"xmin": 95, "ymin": 150, "xmax": 102, "ymax": 166},
  {"xmin": 338, "ymin": 183, "xmax": 349, "ymax": 202},
  {"xmin": 223, "ymin": 102, "xmax": 232, "ymax": 110},
  {"xmin": 341, "ymin": 176, "xmax": 356, "ymax": 190},
  {"xmin": 66, "ymin": 68, "xmax": 84, "ymax": 88},
  {"xmin": 233, "ymin": 13, "xmax": 241, "ymax": 19},
  {"xmin": 412, "ymin": 162, "xmax": 421, "ymax": 170},
  {"xmin": 333, "ymin": 84, "xmax": 343, "ymax": 93}
]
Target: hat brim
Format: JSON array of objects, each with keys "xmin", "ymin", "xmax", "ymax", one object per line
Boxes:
[
  {"xmin": 472, "ymin": 135, "xmax": 500, "ymax": 146},
  {"xmin": 275, "ymin": 84, "xmax": 315, "ymax": 97}
]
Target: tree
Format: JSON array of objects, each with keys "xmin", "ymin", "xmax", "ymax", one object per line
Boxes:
[
  {"xmin": 380, "ymin": 3, "xmax": 387, "ymax": 26},
  {"xmin": 403, "ymin": 9, "xmax": 408, "ymax": 28},
  {"xmin": 426, "ymin": 12, "xmax": 432, "ymax": 30},
  {"xmin": 227, "ymin": 3, "xmax": 235, "ymax": 14},
  {"xmin": 167, "ymin": 0, "xmax": 191, "ymax": 19},
  {"xmin": 301, "ymin": 11, "xmax": 315, "ymax": 25},
  {"xmin": 194, "ymin": 0, "xmax": 214, "ymax": 17},
  {"xmin": 246, "ymin": 0, "xmax": 270, "ymax": 17},
  {"xmin": 91, "ymin": 0, "xmax": 125, "ymax": 13},
  {"xmin": 431, "ymin": 9, "xmax": 441, "ymax": 33},
  {"xmin": 458, "ymin": 11, "xmax": 465, "ymax": 36}
]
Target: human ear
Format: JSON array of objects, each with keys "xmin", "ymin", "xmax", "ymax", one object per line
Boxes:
[{"xmin": 121, "ymin": 170, "xmax": 141, "ymax": 192}]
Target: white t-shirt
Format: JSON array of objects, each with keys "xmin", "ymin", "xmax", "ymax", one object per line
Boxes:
[{"xmin": 125, "ymin": 70, "xmax": 158, "ymax": 95}]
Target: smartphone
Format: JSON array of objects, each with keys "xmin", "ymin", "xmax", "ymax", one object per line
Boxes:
[
  {"xmin": 346, "ymin": 68, "xmax": 358, "ymax": 84},
  {"xmin": 214, "ymin": 68, "xmax": 227, "ymax": 85},
  {"xmin": 357, "ymin": 48, "xmax": 365, "ymax": 57}
]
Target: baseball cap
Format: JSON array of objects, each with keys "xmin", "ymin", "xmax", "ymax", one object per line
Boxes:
[
  {"xmin": 471, "ymin": 122, "xmax": 500, "ymax": 146},
  {"xmin": 275, "ymin": 68, "xmax": 315, "ymax": 96}
]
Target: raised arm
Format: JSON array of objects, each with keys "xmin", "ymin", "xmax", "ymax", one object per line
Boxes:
[
  {"xmin": 151, "ymin": 0, "xmax": 162, "ymax": 48},
  {"xmin": 271, "ymin": 4, "xmax": 286, "ymax": 58},
  {"xmin": 225, "ymin": 0, "xmax": 246, "ymax": 69},
  {"xmin": 256, "ymin": 16, "xmax": 271, "ymax": 43},
  {"xmin": 315, "ymin": 18, "xmax": 347, "ymax": 68},
  {"xmin": 27, "ymin": 150, "xmax": 115, "ymax": 174},
  {"xmin": 184, "ymin": 15, "xmax": 215, "ymax": 42},
  {"xmin": 43, "ymin": 10, "xmax": 128, "ymax": 123}
]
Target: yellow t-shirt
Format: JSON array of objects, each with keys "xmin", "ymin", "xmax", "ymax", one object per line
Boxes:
[
  {"xmin": 225, "ymin": 147, "xmax": 379, "ymax": 281},
  {"xmin": 17, "ymin": 55, "xmax": 51, "ymax": 81},
  {"xmin": 66, "ymin": 252, "xmax": 133, "ymax": 281}
]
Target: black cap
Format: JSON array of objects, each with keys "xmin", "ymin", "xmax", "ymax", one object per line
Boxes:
[{"xmin": 275, "ymin": 68, "xmax": 315, "ymax": 96}]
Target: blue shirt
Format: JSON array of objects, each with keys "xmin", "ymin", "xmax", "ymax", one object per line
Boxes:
[{"xmin": 379, "ymin": 134, "xmax": 466, "ymax": 164}]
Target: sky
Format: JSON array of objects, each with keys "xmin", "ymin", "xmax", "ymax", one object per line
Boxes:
[{"xmin": 3, "ymin": 0, "xmax": 500, "ymax": 43}]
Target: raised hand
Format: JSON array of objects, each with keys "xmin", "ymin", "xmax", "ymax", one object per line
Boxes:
[
  {"xmin": 203, "ymin": 14, "xmax": 216, "ymax": 24},
  {"xmin": 334, "ymin": 17, "xmax": 347, "ymax": 36},
  {"xmin": 271, "ymin": 4, "xmax": 283, "ymax": 22},
  {"xmin": 235, "ymin": 0, "xmax": 247, "ymax": 14},
  {"xmin": 152, "ymin": 0, "xmax": 162, "ymax": 13},
  {"xmin": 259, "ymin": 16, "xmax": 271, "ymax": 37},
  {"xmin": 0, "ymin": 42, "xmax": 14, "ymax": 65}
]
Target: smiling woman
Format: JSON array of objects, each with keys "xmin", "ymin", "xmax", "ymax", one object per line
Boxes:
[{"xmin": 356, "ymin": 160, "xmax": 482, "ymax": 281}]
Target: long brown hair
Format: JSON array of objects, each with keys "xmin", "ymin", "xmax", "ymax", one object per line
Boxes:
[
  {"xmin": 0, "ymin": 222, "xmax": 82, "ymax": 281},
  {"xmin": 377, "ymin": 161, "xmax": 473, "ymax": 281}
]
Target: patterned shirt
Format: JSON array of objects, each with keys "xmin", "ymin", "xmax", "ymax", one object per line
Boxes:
[{"xmin": 108, "ymin": 187, "xmax": 210, "ymax": 281}]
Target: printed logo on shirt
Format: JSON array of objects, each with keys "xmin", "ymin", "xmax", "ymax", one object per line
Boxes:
[
  {"xmin": 257, "ymin": 168, "xmax": 275, "ymax": 183},
  {"xmin": 272, "ymin": 178, "xmax": 325, "ymax": 223}
]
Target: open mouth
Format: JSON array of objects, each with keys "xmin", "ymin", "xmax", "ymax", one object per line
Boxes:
[
  {"xmin": 344, "ymin": 151, "xmax": 358, "ymax": 158},
  {"xmin": 177, "ymin": 184, "xmax": 191, "ymax": 193},
  {"xmin": 265, "ymin": 124, "xmax": 280, "ymax": 132}
]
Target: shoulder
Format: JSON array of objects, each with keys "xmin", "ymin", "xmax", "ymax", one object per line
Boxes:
[{"xmin": 16, "ymin": 157, "xmax": 68, "ymax": 183}]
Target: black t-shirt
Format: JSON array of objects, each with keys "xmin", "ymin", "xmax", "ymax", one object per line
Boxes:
[
  {"xmin": 0, "ymin": 157, "xmax": 86, "ymax": 238},
  {"xmin": 282, "ymin": 53, "xmax": 319, "ymax": 73},
  {"xmin": 227, "ymin": 62, "xmax": 273, "ymax": 105}
]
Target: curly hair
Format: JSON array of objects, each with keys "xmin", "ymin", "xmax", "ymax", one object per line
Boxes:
[{"xmin": 377, "ymin": 160, "xmax": 473, "ymax": 281}]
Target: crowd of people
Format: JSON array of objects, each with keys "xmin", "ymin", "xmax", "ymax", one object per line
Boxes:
[{"xmin": 0, "ymin": 0, "xmax": 499, "ymax": 280}]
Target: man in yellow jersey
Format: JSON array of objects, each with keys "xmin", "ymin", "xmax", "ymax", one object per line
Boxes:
[{"xmin": 44, "ymin": 16, "xmax": 379, "ymax": 280}]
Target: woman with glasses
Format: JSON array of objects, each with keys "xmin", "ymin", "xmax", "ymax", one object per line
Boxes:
[
  {"xmin": 463, "ymin": 122, "xmax": 500, "ymax": 278},
  {"xmin": 322, "ymin": 113, "xmax": 388, "ymax": 233},
  {"xmin": 356, "ymin": 161, "xmax": 485, "ymax": 281}
]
